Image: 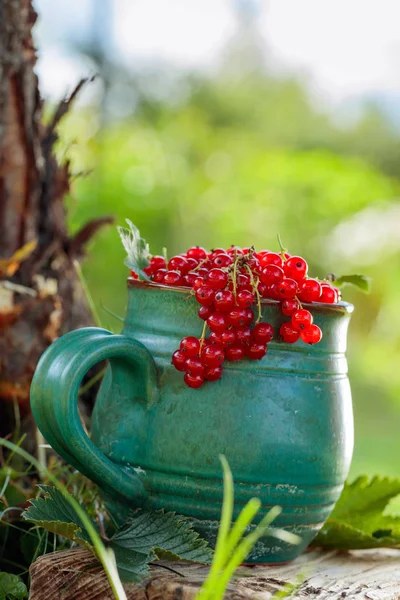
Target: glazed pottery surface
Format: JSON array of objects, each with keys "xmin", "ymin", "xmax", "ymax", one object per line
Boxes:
[{"xmin": 30, "ymin": 280, "xmax": 354, "ymax": 562}]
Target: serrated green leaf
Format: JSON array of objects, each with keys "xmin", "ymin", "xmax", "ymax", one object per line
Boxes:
[
  {"xmin": 313, "ymin": 476, "xmax": 400, "ymax": 549},
  {"xmin": 109, "ymin": 510, "xmax": 213, "ymax": 582},
  {"xmin": 0, "ymin": 573, "xmax": 27, "ymax": 600},
  {"xmin": 117, "ymin": 219, "xmax": 151, "ymax": 280},
  {"xmin": 334, "ymin": 274, "xmax": 372, "ymax": 293},
  {"xmin": 22, "ymin": 485, "xmax": 94, "ymax": 552}
]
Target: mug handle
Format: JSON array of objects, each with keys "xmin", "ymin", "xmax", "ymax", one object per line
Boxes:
[{"xmin": 30, "ymin": 327, "xmax": 159, "ymax": 504}]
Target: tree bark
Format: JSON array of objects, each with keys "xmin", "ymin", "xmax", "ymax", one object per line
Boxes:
[{"xmin": 0, "ymin": 0, "xmax": 111, "ymax": 425}]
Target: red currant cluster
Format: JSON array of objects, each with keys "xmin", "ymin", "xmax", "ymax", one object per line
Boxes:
[{"xmin": 131, "ymin": 245, "xmax": 341, "ymax": 389}]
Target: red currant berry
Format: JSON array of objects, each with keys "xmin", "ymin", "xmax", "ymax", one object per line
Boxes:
[
  {"xmin": 228, "ymin": 308, "xmax": 250, "ymax": 328},
  {"xmin": 185, "ymin": 358, "xmax": 205, "ymax": 376},
  {"xmin": 152, "ymin": 268, "xmax": 167, "ymax": 283},
  {"xmin": 193, "ymin": 277, "xmax": 205, "ymax": 291},
  {"xmin": 207, "ymin": 312, "xmax": 229, "ymax": 333},
  {"xmin": 172, "ymin": 349, "xmax": 187, "ymax": 371},
  {"xmin": 180, "ymin": 336, "xmax": 200, "ymax": 357},
  {"xmin": 150, "ymin": 255, "xmax": 166, "ymax": 271},
  {"xmin": 226, "ymin": 245, "xmax": 243, "ymax": 256},
  {"xmin": 221, "ymin": 329, "xmax": 236, "ymax": 346},
  {"xmin": 204, "ymin": 365, "xmax": 223, "ymax": 381},
  {"xmin": 201, "ymin": 344, "xmax": 225, "ymax": 367},
  {"xmin": 186, "ymin": 246, "xmax": 208, "ymax": 260},
  {"xmin": 184, "ymin": 372, "xmax": 204, "ymax": 388},
  {"xmin": 208, "ymin": 332, "xmax": 223, "ymax": 344},
  {"xmin": 291, "ymin": 309, "xmax": 313, "ymax": 331},
  {"xmin": 280, "ymin": 322, "xmax": 300, "ymax": 344},
  {"xmin": 209, "ymin": 248, "xmax": 226, "ymax": 258},
  {"xmin": 144, "ymin": 266, "xmax": 153, "ymax": 276},
  {"xmin": 168, "ymin": 255, "xmax": 188, "ymax": 272},
  {"xmin": 183, "ymin": 271, "xmax": 198, "ymax": 286},
  {"xmin": 214, "ymin": 290, "xmax": 235, "ymax": 312},
  {"xmin": 260, "ymin": 265, "xmax": 284, "ymax": 286},
  {"xmin": 319, "ymin": 283, "xmax": 338, "ymax": 304},
  {"xmin": 195, "ymin": 285, "xmax": 215, "ymax": 306},
  {"xmin": 298, "ymin": 279, "xmax": 322, "ymax": 303},
  {"xmin": 281, "ymin": 299, "xmax": 300, "ymax": 316},
  {"xmin": 275, "ymin": 278, "xmax": 298, "ymax": 300},
  {"xmin": 198, "ymin": 305, "xmax": 213, "ymax": 320},
  {"xmin": 257, "ymin": 282, "xmax": 269, "ymax": 298},
  {"xmin": 225, "ymin": 344, "xmax": 245, "ymax": 361},
  {"xmin": 206, "ymin": 268, "xmax": 229, "ymax": 290},
  {"xmin": 267, "ymin": 283, "xmax": 280, "ymax": 300},
  {"xmin": 164, "ymin": 270, "xmax": 184, "ymax": 286},
  {"xmin": 182, "ymin": 257, "xmax": 199, "ymax": 273},
  {"xmin": 253, "ymin": 322, "xmax": 274, "ymax": 343},
  {"xmin": 300, "ymin": 324, "xmax": 322, "ymax": 345},
  {"xmin": 130, "ymin": 270, "xmax": 139, "ymax": 279},
  {"xmin": 245, "ymin": 342, "xmax": 267, "ymax": 360},
  {"xmin": 284, "ymin": 256, "xmax": 308, "ymax": 281},
  {"xmin": 259, "ymin": 252, "xmax": 283, "ymax": 268},
  {"xmin": 236, "ymin": 289, "xmax": 254, "ymax": 308},
  {"xmin": 196, "ymin": 268, "xmax": 209, "ymax": 278},
  {"xmin": 211, "ymin": 253, "xmax": 233, "ymax": 268},
  {"xmin": 236, "ymin": 273, "xmax": 252, "ymax": 291},
  {"xmin": 235, "ymin": 326, "xmax": 252, "ymax": 345}
]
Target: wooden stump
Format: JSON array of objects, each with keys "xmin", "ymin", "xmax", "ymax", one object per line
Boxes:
[{"xmin": 29, "ymin": 546, "xmax": 400, "ymax": 599}]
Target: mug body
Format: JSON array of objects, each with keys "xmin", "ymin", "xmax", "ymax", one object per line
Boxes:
[{"xmin": 91, "ymin": 280, "xmax": 354, "ymax": 562}]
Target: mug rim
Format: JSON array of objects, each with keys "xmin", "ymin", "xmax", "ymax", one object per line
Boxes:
[{"xmin": 127, "ymin": 278, "xmax": 354, "ymax": 315}]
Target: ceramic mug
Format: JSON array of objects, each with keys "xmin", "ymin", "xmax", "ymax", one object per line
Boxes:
[{"xmin": 30, "ymin": 279, "xmax": 354, "ymax": 562}]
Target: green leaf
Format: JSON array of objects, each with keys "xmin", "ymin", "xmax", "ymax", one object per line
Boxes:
[
  {"xmin": 313, "ymin": 476, "xmax": 400, "ymax": 549},
  {"xmin": 333, "ymin": 274, "xmax": 372, "ymax": 293},
  {"xmin": 117, "ymin": 219, "xmax": 151, "ymax": 280},
  {"xmin": 109, "ymin": 510, "xmax": 213, "ymax": 582},
  {"xmin": 0, "ymin": 573, "xmax": 27, "ymax": 600},
  {"xmin": 22, "ymin": 485, "xmax": 94, "ymax": 552}
]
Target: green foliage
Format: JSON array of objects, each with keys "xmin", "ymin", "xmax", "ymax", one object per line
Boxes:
[
  {"xmin": 314, "ymin": 476, "xmax": 400, "ymax": 549},
  {"xmin": 0, "ymin": 573, "xmax": 27, "ymax": 600},
  {"xmin": 23, "ymin": 486, "xmax": 212, "ymax": 582},
  {"xmin": 334, "ymin": 274, "xmax": 372, "ymax": 294},
  {"xmin": 117, "ymin": 219, "xmax": 150, "ymax": 280}
]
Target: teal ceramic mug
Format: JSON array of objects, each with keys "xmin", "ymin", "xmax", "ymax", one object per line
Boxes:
[{"xmin": 30, "ymin": 279, "xmax": 354, "ymax": 562}]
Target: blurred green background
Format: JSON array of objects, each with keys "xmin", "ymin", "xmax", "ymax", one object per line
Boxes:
[{"xmin": 36, "ymin": 0, "xmax": 400, "ymax": 478}]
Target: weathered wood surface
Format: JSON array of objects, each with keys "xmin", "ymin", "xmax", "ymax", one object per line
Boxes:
[{"xmin": 30, "ymin": 546, "xmax": 400, "ymax": 600}]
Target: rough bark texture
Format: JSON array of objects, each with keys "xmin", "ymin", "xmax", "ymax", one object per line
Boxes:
[
  {"xmin": 29, "ymin": 547, "xmax": 400, "ymax": 600},
  {"xmin": 0, "ymin": 0, "xmax": 111, "ymax": 420}
]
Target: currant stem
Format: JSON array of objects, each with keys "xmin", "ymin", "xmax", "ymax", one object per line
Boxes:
[
  {"xmin": 199, "ymin": 320, "xmax": 208, "ymax": 354},
  {"xmin": 245, "ymin": 265, "xmax": 262, "ymax": 323},
  {"xmin": 295, "ymin": 295, "xmax": 303, "ymax": 309},
  {"xmin": 277, "ymin": 233, "xmax": 288, "ymax": 262},
  {"xmin": 232, "ymin": 251, "xmax": 239, "ymax": 299}
]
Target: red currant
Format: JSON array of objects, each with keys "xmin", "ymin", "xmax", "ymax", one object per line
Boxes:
[
  {"xmin": 281, "ymin": 299, "xmax": 300, "ymax": 316},
  {"xmin": 195, "ymin": 285, "xmax": 215, "ymax": 306},
  {"xmin": 259, "ymin": 252, "xmax": 283, "ymax": 268},
  {"xmin": 164, "ymin": 270, "xmax": 184, "ymax": 286},
  {"xmin": 235, "ymin": 326, "xmax": 252, "ymax": 345},
  {"xmin": 228, "ymin": 308, "xmax": 251, "ymax": 328},
  {"xmin": 198, "ymin": 305, "xmax": 213, "ymax": 320},
  {"xmin": 284, "ymin": 256, "xmax": 308, "ymax": 281},
  {"xmin": 153, "ymin": 268, "xmax": 167, "ymax": 283},
  {"xmin": 186, "ymin": 246, "xmax": 208, "ymax": 260},
  {"xmin": 183, "ymin": 271, "xmax": 198, "ymax": 286},
  {"xmin": 196, "ymin": 268, "xmax": 209, "ymax": 278},
  {"xmin": 204, "ymin": 366, "xmax": 223, "ymax": 381},
  {"xmin": 185, "ymin": 358, "xmax": 205, "ymax": 376},
  {"xmin": 236, "ymin": 290, "xmax": 254, "ymax": 308},
  {"xmin": 252, "ymin": 322, "xmax": 274, "ymax": 343},
  {"xmin": 257, "ymin": 282, "xmax": 269, "ymax": 298},
  {"xmin": 201, "ymin": 344, "xmax": 225, "ymax": 367},
  {"xmin": 260, "ymin": 265, "xmax": 284, "ymax": 286},
  {"xmin": 298, "ymin": 279, "xmax": 321, "ymax": 303},
  {"xmin": 209, "ymin": 248, "xmax": 226, "ymax": 258},
  {"xmin": 208, "ymin": 332, "xmax": 223, "ymax": 345},
  {"xmin": 214, "ymin": 290, "xmax": 235, "ymax": 312},
  {"xmin": 207, "ymin": 312, "xmax": 229, "ymax": 333},
  {"xmin": 206, "ymin": 268, "xmax": 229, "ymax": 290},
  {"xmin": 168, "ymin": 256, "xmax": 188, "ymax": 272},
  {"xmin": 193, "ymin": 277, "xmax": 205, "ymax": 291},
  {"xmin": 245, "ymin": 342, "xmax": 267, "ymax": 360},
  {"xmin": 275, "ymin": 278, "xmax": 298, "ymax": 300},
  {"xmin": 320, "ymin": 283, "xmax": 338, "ymax": 304},
  {"xmin": 180, "ymin": 336, "xmax": 200, "ymax": 357},
  {"xmin": 236, "ymin": 273, "xmax": 252, "ymax": 291},
  {"xmin": 130, "ymin": 270, "xmax": 139, "ymax": 280},
  {"xmin": 150, "ymin": 255, "xmax": 166, "ymax": 271},
  {"xmin": 211, "ymin": 253, "xmax": 233, "ymax": 268},
  {"xmin": 226, "ymin": 246, "xmax": 243, "ymax": 256},
  {"xmin": 172, "ymin": 349, "xmax": 187, "ymax": 371},
  {"xmin": 184, "ymin": 372, "xmax": 204, "ymax": 388},
  {"xmin": 300, "ymin": 324, "xmax": 322, "ymax": 344},
  {"xmin": 291, "ymin": 309, "xmax": 313, "ymax": 331},
  {"xmin": 280, "ymin": 322, "xmax": 300, "ymax": 344},
  {"xmin": 221, "ymin": 329, "xmax": 236, "ymax": 346},
  {"xmin": 225, "ymin": 344, "xmax": 245, "ymax": 361}
]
